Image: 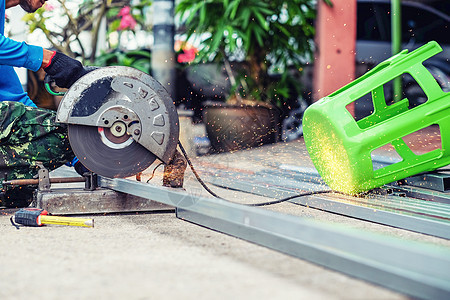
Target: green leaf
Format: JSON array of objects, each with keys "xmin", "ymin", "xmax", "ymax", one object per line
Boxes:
[
  {"xmin": 109, "ymin": 19, "xmax": 121, "ymax": 32},
  {"xmin": 253, "ymin": 11, "xmax": 269, "ymax": 31},
  {"xmin": 229, "ymin": 0, "xmax": 241, "ymax": 19},
  {"xmin": 199, "ymin": 4, "xmax": 206, "ymax": 24},
  {"xmin": 322, "ymin": 0, "xmax": 333, "ymax": 8},
  {"xmin": 252, "ymin": 24, "xmax": 265, "ymax": 47},
  {"xmin": 209, "ymin": 26, "xmax": 224, "ymax": 54},
  {"xmin": 126, "ymin": 50, "xmax": 151, "ymax": 58},
  {"xmin": 255, "ymin": 5, "xmax": 273, "ymax": 16},
  {"xmin": 107, "ymin": 8, "xmax": 120, "ymax": 18},
  {"xmin": 241, "ymin": 8, "xmax": 251, "ymax": 28},
  {"xmin": 273, "ymin": 23, "xmax": 290, "ymax": 37}
]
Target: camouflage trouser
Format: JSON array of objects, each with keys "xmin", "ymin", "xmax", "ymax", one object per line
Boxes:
[{"xmin": 0, "ymin": 101, "xmax": 75, "ymax": 207}]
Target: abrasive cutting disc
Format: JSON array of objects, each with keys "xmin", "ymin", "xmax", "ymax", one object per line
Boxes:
[{"xmin": 68, "ymin": 124, "xmax": 156, "ymax": 178}]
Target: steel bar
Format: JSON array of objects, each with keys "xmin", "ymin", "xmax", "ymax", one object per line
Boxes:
[
  {"xmin": 277, "ymin": 162, "xmax": 450, "ymax": 195},
  {"xmin": 404, "ymin": 172, "xmax": 450, "ymax": 192},
  {"xmin": 206, "ymin": 172, "xmax": 450, "ymax": 240},
  {"xmin": 272, "ymin": 164, "xmax": 450, "ymax": 204},
  {"xmin": 260, "ymin": 169, "xmax": 450, "ymax": 216},
  {"xmin": 99, "ymin": 176, "xmax": 450, "ymax": 299},
  {"xmin": 34, "ymin": 188, "xmax": 171, "ymax": 215},
  {"xmin": 390, "ymin": 185, "xmax": 450, "ymax": 205},
  {"xmin": 205, "ymin": 166, "xmax": 450, "ymax": 218},
  {"xmin": 266, "ymin": 165, "xmax": 450, "ymax": 207}
]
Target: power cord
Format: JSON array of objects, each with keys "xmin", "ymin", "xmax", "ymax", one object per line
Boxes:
[
  {"xmin": 178, "ymin": 141, "xmax": 223, "ymax": 199},
  {"xmin": 146, "ymin": 162, "xmax": 164, "ymax": 183},
  {"xmin": 177, "ymin": 141, "xmax": 332, "ymax": 206},
  {"xmin": 247, "ymin": 190, "xmax": 332, "ymax": 207}
]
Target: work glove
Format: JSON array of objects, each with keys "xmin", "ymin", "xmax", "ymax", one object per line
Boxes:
[{"xmin": 43, "ymin": 52, "xmax": 89, "ymax": 89}]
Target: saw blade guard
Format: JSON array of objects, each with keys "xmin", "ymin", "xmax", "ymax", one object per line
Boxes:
[{"xmin": 56, "ymin": 66, "xmax": 179, "ymax": 165}]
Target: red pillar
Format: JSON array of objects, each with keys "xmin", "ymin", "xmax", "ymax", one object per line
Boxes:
[{"xmin": 313, "ymin": 0, "xmax": 357, "ymax": 112}]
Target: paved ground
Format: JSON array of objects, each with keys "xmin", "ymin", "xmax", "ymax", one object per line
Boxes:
[
  {"xmin": 1, "ymin": 132, "xmax": 448, "ymax": 299},
  {"xmin": 0, "ymin": 210, "xmax": 405, "ymax": 300}
]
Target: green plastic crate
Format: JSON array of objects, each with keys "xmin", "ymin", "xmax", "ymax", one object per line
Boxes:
[{"xmin": 303, "ymin": 41, "xmax": 450, "ymax": 195}]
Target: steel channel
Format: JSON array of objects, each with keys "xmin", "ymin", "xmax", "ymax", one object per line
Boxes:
[
  {"xmin": 391, "ymin": 186, "xmax": 450, "ymax": 205},
  {"xmin": 260, "ymin": 170, "xmax": 450, "ymax": 216},
  {"xmin": 405, "ymin": 173, "xmax": 450, "ymax": 192},
  {"xmin": 208, "ymin": 175, "xmax": 450, "ymax": 240},
  {"xmin": 275, "ymin": 164, "xmax": 450, "ymax": 203},
  {"xmin": 402, "ymin": 173, "xmax": 450, "ymax": 191},
  {"xmin": 207, "ymin": 168, "xmax": 450, "ymax": 218},
  {"xmin": 200, "ymin": 168, "xmax": 325, "ymax": 198},
  {"xmin": 261, "ymin": 168, "xmax": 450, "ymax": 213},
  {"xmin": 99, "ymin": 176, "xmax": 450, "ymax": 299}
]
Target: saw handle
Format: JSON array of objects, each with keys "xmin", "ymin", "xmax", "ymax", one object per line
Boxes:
[
  {"xmin": 45, "ymin": 66, "xmax": 99, "ymax": 96},
  {"xmin": 44, "ymin": 74, "xmax": 66, "ymax": 96}
]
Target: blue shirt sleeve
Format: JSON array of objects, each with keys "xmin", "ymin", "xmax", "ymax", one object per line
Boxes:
[
  {"xmin": 0, "ymin": 1, "xmax": 40, "ymax": 107},
  {"xmin": 0, "ymin": 33, "xmax": 43, "ymax": 72}
]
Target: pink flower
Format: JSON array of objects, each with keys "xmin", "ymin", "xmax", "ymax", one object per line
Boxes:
[
  {"xmin": 44, "ymin": 3, "xmax": 55, "ymax": 11},
  {"xmin": 178, "ymin": 48, "xmax": 197, "ymax": 63},
  {"xmin": 117, "ymin": 6, "xmax": 136, "ymax": 30},
  {"xmin": 119, "ymin": 14, "xmax": 137, "ymax": 30},
  {"xmin": 118, "ymin": 6, "xmax": 131, "ymax": 17},
  {"xmin": 175, "ymin": 41, "xmax": 198, "ymax": 63}
]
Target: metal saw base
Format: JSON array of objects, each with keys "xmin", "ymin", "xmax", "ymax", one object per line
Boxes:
[{"xmin": 33, "ymin": 188, "xmax": 172, "ymax": 215}]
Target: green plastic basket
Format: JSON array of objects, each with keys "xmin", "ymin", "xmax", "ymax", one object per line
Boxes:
[{"xmin": 303, "ymin": 41, "xmax": 450, "ymax": 195}]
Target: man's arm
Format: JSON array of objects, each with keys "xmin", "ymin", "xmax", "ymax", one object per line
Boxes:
[
  {"xmin": 0, "ymin": 33, "xmax": 43, "ymax": 71},
  {"xmin": 0, "ymin": 29, "xmax": 87, "ymax": 88}
]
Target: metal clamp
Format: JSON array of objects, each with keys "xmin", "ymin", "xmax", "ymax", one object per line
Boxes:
[
  {"xmin": 37, "ymin": 162, "xmax": 51, "ymax": 191},
  {"xmin": 84, "ymin": 172, "xmax": 98, "ymax": 191}
]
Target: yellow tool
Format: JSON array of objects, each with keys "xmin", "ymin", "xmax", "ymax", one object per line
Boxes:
[{"xmin": 12, "ymin": 208, "xmax": 94, "ymax": 228}]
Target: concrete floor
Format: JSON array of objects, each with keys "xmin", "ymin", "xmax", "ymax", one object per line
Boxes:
[
  {"xmin": 0, "ymin": 211, "xmax": 405, "ymax": 300},
  {"xmin": 1, "ymin": 136, "xmax": 448, "ymax": 299}
]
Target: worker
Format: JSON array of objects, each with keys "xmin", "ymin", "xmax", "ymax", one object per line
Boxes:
[
  {"xmin": 0, "ymin": 0, "xmax": 187, "ymax": 208},
  {"xmin": 0, "ymin": 0, "xmax": 91, "ymax": 207}
]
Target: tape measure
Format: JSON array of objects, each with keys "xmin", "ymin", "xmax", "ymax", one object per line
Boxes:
[{"xmin": 11, "ymin": 208, "xmax": 94, "ymax": 228}]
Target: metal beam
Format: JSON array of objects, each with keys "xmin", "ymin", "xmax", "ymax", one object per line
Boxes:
[
  {"xmin": 205, "ymin": 170, "xmax": 450, "ymax": 240},
  {"xmin": 99, "ymin": 176, "xmax": 450, "ymax": 299},
  {"xmin": 404, "ymin": 172, "xmax": 450, "ymax": 192},
  {"xmin": 390, "ymin": 185, "xmax": 450, "ymax": 205},
  {"xmin": 34, "ymin": 188, "xmax": 171, "ymax": 215}
]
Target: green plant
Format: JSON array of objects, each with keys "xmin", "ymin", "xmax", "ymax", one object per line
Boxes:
[
  {"xmin": 94, "ymin": 2, "xmax": 153, "ymax": 72},
  {"xmin": 94, "ymin": 49, "xmax": 151, "ymax": 73},
  {"xmin": 23, "ymin": 0, "xmax": 152, "ymax": 64},
  {"xmin": 176, "ymin": 0, "xmax": 331, "ymax": 106}
]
